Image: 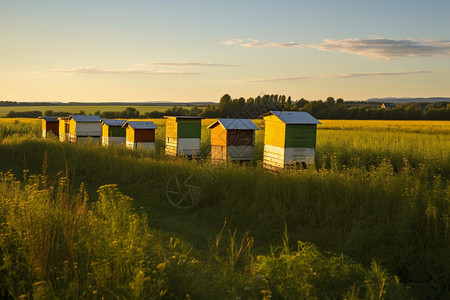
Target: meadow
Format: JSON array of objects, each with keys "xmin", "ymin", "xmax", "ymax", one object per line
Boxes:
[{"xmin": 0, "ymin": 118, "xmax": 449, "ymax": 299}]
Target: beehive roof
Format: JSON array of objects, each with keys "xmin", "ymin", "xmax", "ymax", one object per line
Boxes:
[
  {"xmin": 101, "ymin": 119, "xmax": 127, "ymax": 127},
  {"xmin": 164, "ymin": 116, "xmax": 204, "ymax": 120},
  {"xmin": 262, "ymin": 111, "xmax": 321, "ymax": 124},
  {"xmin": 69, "ymin": 115, "xmax": 102, "ymax": 122},
  {"xmin": 123, "ymin": 121, "xmax": 157, "ymax": 129},
  {"xmin": 38, "ymin": 116, "xmax": 59, "ymax": 122},
  {"xmin": 207, "ymin": 118, "xmax": 259, "ymax": 130}
]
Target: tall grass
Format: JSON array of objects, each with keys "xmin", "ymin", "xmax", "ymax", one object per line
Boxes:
[
  {"xmin": 0, "ymin": 171, "xmax": 405, "ymax": 299},
  {"xmin": 0, "ymin": 173, "xmax": 167, "ymax": 298},
  {"xmin": 0, "ymin": 120, "xmax": 40, "ymax": 141}
]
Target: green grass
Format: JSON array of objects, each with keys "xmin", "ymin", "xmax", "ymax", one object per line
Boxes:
[
  {"xmin": 0, "ymin": 105, "xmax": 202, "ymax": 117},
  {"xmin": 0, "ymin": 120, "xmax": 449, "ymax": 298}
]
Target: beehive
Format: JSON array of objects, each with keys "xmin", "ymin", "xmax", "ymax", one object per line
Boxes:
[
  {"xmin": 164, "ymin": 116, "xmax": 204, "ymax": 156},
  {"xmin": 58, "ymin": 117, "xmax": 70, "ymax": 142},
  {"xmin": 38, "ymin": 116, "xmax": 59, "ymax": 138},
  {"xmin": 122, "ymin": 121, "xmax": 158, "ymax": 151},
  {"xmin": 262, "ymin": 111, "xmax": 321, "ymax": 171},
  {"xmin": 68, "ymin": 115, "xmax": 102, "ymax": 143},
  {"xmin": 207, "ymin": 118, "xmax": 259, "ymax": 162},
  {"xmin": 101, "ymin": 119, "xmax": 127, "ymax": 146}
]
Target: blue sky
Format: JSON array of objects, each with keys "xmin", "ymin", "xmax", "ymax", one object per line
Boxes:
[{"xmin": 1, "ymin": 0, "xmax": 449, "ymax": 102}]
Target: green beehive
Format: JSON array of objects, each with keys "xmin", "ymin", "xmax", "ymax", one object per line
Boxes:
[
  {"xmin": 262, "ymin": 111, "xmax": 321, "ymax": 171},
  {"xmin": 164, "ymin": 116, "xmax": 204, "ymax": 156}
]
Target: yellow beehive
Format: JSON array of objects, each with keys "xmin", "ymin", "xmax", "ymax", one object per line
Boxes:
[
  {"xmin": 68, "ymin": 115, "xmax": 102, "ymax": 143},
  {"xmin": 164, "ymin": 116, "xmax": 204, "ymax": 156},
  {"xmin": 262, "ymin": 111, "xmax": 321, "ymax": 171}
]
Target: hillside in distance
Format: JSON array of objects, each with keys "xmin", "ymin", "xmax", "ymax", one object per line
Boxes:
[{"xmin": 366, "ymin": 97, "xmax": 450, "ymax": 103}]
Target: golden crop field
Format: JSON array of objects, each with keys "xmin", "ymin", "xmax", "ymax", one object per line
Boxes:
[
  {"xmin": 0, "ymin": 105, "xmax": 202, "ymax": 117},
  {"xmin": 318, "ymin": 119, "xmax": 450, "ymax": 133}
]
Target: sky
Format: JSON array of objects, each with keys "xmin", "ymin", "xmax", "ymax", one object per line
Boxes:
[{"xmin": 1, "ymin": 0, "xmax": 450, "ymax": 102}]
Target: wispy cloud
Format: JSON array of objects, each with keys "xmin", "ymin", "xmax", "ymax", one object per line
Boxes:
[
  {"xmin": 310, "ymin": 38, "xmax": 450, "ymax": 59},
  {"xmin": 134, "ymin": 62, "xmax": 236, "ymax": 67},
  {"xmin": 39, "ymin": 66, "xmax": 199, "ymax": 75},
  {"xmin": 38, "ymin": 61, "xmax": 235, "ymax": 75},
  {"xmin": 221, "ymin": 37, "xmax": 450, "ymax": 59},
  {"xmin": 220, "ymin": 38, "xmax": 303, "ymax": 48},
  {"xmin": 240, "ymin": 70, "xmax": 433, "ymax": 83}
]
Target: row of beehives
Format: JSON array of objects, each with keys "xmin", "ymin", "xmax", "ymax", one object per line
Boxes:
[{"xmin": 39, "ymin": 111, "xmax": 321, "ymax": 170}]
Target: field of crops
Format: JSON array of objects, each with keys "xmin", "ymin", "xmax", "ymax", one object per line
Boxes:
[
  {"xmin": 0, "ymin": 105, "xmax": 200, "ymax": 117},
  {"xmin": 0, "ymin": 118, "xmax": 449, "ymax": 299}
]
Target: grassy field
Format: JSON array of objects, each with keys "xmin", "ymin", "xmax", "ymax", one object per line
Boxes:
[
  {"xmin": 0, "ymin": 119, "xmax": 449, "ymax": 298},
  {"xmin": 0, "ymin": 105, "xmax": 201, "ymax": 117}
]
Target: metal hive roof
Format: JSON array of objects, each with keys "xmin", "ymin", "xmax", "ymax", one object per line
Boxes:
[
  {"xmin": 164, "ymin": 116, "xmax": 205, "ymax": 120},
  {"xmin": 38, "ymin": 116, "xmax": 59, "ymax": 122},
  {"xmin": 123, "ymin": 121, "xmax": 158, "ymax": 130},
  {"xmin": 70, "ymin": 115, "xmax": 102, "ymax": 122},
  {"xmin": 262, "ymin": 111, "xmax": 321, "ymax": 124},
  {"xmin": 101, "ymin": 119, "xmax": 127, "ymax": 127},
  {"xmin": 207, "ymin": 118, "xmax": 259, "ymax": 130}
]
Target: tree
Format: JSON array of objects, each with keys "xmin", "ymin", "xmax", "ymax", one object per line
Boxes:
[
  {"xmin": 124, "ymin": 107, "xmax": 140, "ymax": 118},
  {"xmin": 189, "ymin": 106, "xmax": 202, "ymax": 116},
  {"xmin": 326, "ymin": 97, "xmax": 335, "ymax": 105}
]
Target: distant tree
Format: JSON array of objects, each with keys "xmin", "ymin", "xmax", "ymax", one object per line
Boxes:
[
  {"xmin": 296, "ymin": 98, "xmax": 308, "ymax": 108},
  {"xmin": 189, "ymin": 106, "xmax": 203, "ymax": 116},
  {"xmin": 124, "ymin": 107, "xmax": 140, "ymax": 118},
  {"xmin": 6, "ymin": 110, "xmax": 42, "ymax": 118},
  {"xmin": 145, "ymin": 111, "xmax": 164, "ymax": 118},
  {"xmin": 163, "ymin": 106, "xmax": 189, "ymax": 116}
]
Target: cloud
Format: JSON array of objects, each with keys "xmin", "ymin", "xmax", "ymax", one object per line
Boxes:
[
  {"xmin": 222, "ymin": 37, "xmax": 450, "ymax": 59},
  {"xmin": 240, "ymin": 70, "xmax": 433, "ymax": 83},
  {"xmin": 220, "ymin": 38, "xmax": 303, "ymax": 48},
  {"xmin": 134, "ymin": 62, "xmax": 236, "ymax": 67},
  {"xmin": 40, "ymin": 66, "xmax": 199, "ymax": 75},
  {"xmin": 310, "ymin": 38, "xmax": 450, "ymax": 59}
]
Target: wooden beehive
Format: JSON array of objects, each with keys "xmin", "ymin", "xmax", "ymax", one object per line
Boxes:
[
  {"xmin": 207, "ymin": 119, "xmax": 259, "ymax": 162},
  {"xmin": 58, "ymin": 117, "xmax": 70, "ymax": 142},
  {"xmin": 68, "ymin": 115, "xmax": 102, "ymax": 143},
  {"xmin": 164, "ymin": 116, "xmax": 204, "ymax": 156},
  {"xmin": 101, "ymin": 119, "xmax": 127, "ymax": 146},
  {"xmin": 123, "ymin": 121, "xmax": 158, "ymax": 151},
  {"xmin": 262, "ymin": 111, "xmax": 321, "ymax": 171},
  {"xmin": 38, "ymin": 116, "xmax": 59, "ymax": 138}
]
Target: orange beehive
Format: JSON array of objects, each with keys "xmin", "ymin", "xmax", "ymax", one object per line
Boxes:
[
  {"xmin": 38, "ymin": 116, "xmax": 59, "ymax": 138},
  {"xmin": 207, "ymin": 119, "xmax": 259, "ymax": 162}
]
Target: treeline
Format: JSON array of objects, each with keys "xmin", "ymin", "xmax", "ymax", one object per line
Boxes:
[
  {"xmin": 201, "ymin": 94, "xmax": 450, "ymax": 120},
  {"xmin": 95, "ymin": 94, "xmax": 450, "ymax": 120},
  {"xmin": 4, "ymin": 94, "xmax": 450, "ymax": 120},
  {"xmin": 6, "ymin": 110, "xmax": 72, "ymax": 118}
]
